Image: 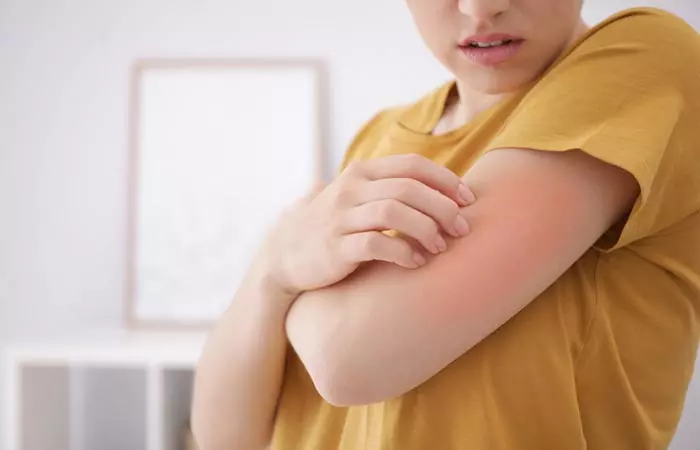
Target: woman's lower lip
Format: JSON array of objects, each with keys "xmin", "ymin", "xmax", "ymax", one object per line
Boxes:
[{"xmin": 459, "ymin": 40, "xmax": 524, "ymax": 66}]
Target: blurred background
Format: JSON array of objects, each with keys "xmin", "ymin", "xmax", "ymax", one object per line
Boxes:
[{"xmin": 1, "ymin": 0, "xmax": 699, "ymax": 449}]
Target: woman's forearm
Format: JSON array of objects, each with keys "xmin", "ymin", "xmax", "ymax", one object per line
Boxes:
[
  {"xmin": 191, "ymin": 263, "xmax": 296, "ymax": 450},
  {"xmin": 190, "ymin": 153, "xmax": 472, "ymax": 445}
]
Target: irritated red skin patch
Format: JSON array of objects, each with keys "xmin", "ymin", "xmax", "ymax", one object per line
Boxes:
[{"xmin": 410, "ymin": 172, "xmax": 590, "ymax": 334}]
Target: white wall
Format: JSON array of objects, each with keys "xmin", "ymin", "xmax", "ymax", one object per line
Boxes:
[{"xmin": 1, "ymin": 0, "xmax": 698, "ymax": 447}]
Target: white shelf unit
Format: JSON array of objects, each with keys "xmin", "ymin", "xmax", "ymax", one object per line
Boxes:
[{"xmin": 4, "ymin": 333, "xmax": 208, "ymax": 450}]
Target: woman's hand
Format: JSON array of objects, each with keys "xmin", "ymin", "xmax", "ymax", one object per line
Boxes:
[{"xmin": 260, "ymin": 154, "xmax": 475, "ymax": 295}]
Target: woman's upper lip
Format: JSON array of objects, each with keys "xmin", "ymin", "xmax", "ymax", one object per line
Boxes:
[{"xmin": 460, "ymin": 33, "xmax": 522, "ymax": 46}]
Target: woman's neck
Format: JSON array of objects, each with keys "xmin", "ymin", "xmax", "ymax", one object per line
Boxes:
[
  {"xmin": 433, "ymin": 18, "xmax": 590, "ymax": 136},
  {"xmin": 432, "ymin": 82, "xmax": 506, "ymax": 135}
]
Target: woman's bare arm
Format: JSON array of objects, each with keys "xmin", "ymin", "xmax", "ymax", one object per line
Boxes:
[
  {"xmin": 191, "ymin": 262, "xmax": 296, "ymax": 450},
  {"xmin": 286, "ymin": 147, "xmax": 639, "ymax": 406},
  {"xmin": 190, "ymin": 153, "xmax": 471, "ymax": 448}
]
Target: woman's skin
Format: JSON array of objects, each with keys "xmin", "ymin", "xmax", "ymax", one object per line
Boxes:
[
  {"xmin": 191, "ymin": 0, "xmax": 637, "ymax": 448},
  {"xmin": 411, "ymin": 0, "xmax": 590, "ymax": 130},
  {"xmin": 191, "ymin": 156, "xmax": 473, "ymax": 449}
]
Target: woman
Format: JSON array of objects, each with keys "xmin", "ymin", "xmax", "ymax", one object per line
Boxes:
[{"xmin": 192, "ymin": 1, "xmax": 700, "ymax": 449}]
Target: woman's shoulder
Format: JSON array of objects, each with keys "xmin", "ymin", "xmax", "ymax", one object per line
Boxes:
[
  {"xmin": 535, "ymin": 6, "xmax": 700, "ymax": 103},
  {"xmin": 588, "ymin": 7, "xmax": 697, "ymax": 40},
  {"xmin": 572, "ymin": 7, "xmax": 699, "ymax": 65}
]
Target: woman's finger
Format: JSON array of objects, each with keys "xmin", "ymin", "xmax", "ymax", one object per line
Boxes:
[
  {"xmin": 339, "ymin": 231, "xmax": 427, "ymax": 269},
  {"xmin": 349, "ymin": 154, "xmax": 476, "ymax": 207},
  {"xmin": 348, "ymin": 177, "xmax": 470, "ymax": 238},
  {"xmin": 337, "ymin": 199, "xmax": 446, "ymax": 255}
]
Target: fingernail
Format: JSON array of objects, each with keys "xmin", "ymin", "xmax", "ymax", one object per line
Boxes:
[
  {"xmin": 454, "ymin": 215, "xmax": 470, "ymax": 236},
  {"xmin": 459, "ymin": 184, "xmax": 476, "ymax": 204},
  {"xmin": 413, "ymin": 252, "xmax": 427, "ymax": 267},
  {"xmin": 435, "ymin": 234, "xmax": 448, "ymax": 253}
]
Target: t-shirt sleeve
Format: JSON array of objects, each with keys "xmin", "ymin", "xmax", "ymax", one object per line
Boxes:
[{"xmin": 487, "ymin": 8, "xmax": 700, "ymax": 251}]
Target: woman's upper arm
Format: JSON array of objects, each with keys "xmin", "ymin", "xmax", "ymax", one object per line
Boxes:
[
  {"xmin": 285, "ymin": 10, "xmax": 699, "ymax": 406},
  {"xmin": 286, "ymin": 147, "xmax": 639, "ymax": 406}
]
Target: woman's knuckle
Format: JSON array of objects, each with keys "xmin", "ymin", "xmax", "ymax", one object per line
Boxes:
[
  {"xmin": 395, "ymin": 179, "xmax": 418, "ymax": 199},
  {"xmin": 377, "ymin": 202, "xmax": 397, "ymax": 223},
  {"xmin": 343, "ymin": 160, "xmax": 363, "ymax": 176},
  {"xmin": 403, "ymin": 153, "xmax": 426, "ymax": 170},
  {"xmin": 334, "ymin": 186, "xmax": 353, "ymax": 208}
]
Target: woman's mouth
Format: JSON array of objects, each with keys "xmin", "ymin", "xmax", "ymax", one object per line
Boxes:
[
  {"xmin": 458, "ymin": 35, "xmax": 524, "ymax": 66},
  {"xmin": 466, "ymin": 39, "xmax": 515, "ymax": 48}
]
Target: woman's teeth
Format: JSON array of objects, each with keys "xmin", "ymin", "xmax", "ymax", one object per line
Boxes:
[{"xmin": 469, "ymin": 40, "xmax": 513, "ymax": 48}]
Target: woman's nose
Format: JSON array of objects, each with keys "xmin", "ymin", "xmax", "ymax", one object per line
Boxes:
[{"xmin": 457, "ymin": 0, "xmax": 510, "ymax": 22}]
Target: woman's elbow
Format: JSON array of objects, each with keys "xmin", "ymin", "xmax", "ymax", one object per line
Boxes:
[
  {"xmin": 316, "ymin": 377, "xmax": 386, "ymax": 407},
  {"xmin": 286, "ymin": 291, "xmax": 395, "ymax": 406},
  {"xmin": 295, "ymin": 343, "xmax": 392, "ymax": 407},
  {"xmin": 310, "ymin": 363, "xmax": 365, "ymax": 407}
]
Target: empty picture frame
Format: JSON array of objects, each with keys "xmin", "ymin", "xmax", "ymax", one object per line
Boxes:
[{"xmin": 125, "ymin": 59, "xmax": 327, "ymax": 329}]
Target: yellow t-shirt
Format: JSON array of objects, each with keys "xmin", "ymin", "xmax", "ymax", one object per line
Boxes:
[{"xmin": 271, "ymin": 7, "xmax": 700, "ymax": 449}]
